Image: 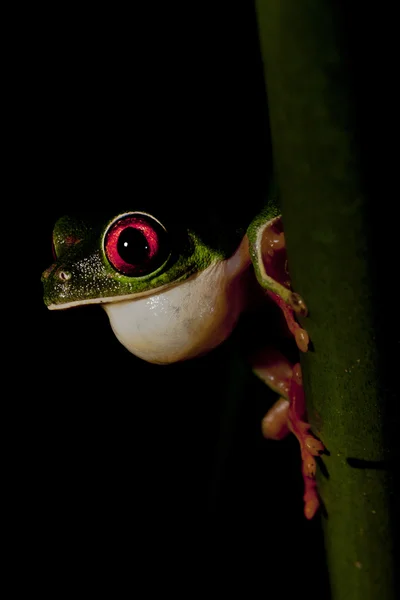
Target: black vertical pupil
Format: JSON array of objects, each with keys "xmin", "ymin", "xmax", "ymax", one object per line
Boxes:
[{"xmin": 117, "ymin": 227, "xmax": 151, "ymax": 265}]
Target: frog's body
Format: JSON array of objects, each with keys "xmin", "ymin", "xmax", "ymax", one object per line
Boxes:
[{"xmin": 42, "ymin": 189, "xmax": 324, "ymax": 518}]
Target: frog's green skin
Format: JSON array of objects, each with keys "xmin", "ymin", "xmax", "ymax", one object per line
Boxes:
[{"xmin": 42, "ymin": 190, "xmax": 303, "ymax": 365}]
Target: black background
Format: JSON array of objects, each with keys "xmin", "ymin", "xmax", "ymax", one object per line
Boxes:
[{"xmin": 14, "ymin": 1, "xmax": 397, "ymax": 595}]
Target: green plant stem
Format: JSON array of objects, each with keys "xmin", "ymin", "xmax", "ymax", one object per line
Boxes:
[{"xmin": 255, "ymin": 2, "xmax": 397, "ymax": 599}]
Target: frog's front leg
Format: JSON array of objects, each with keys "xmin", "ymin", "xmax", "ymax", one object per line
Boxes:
[
  {"xmin": 250, "ymin": 347, "xmax": 324, "ymax": 520},
  {"xmin": 247, "ymin": 212, "xmax": 309, "ymax": 352}
]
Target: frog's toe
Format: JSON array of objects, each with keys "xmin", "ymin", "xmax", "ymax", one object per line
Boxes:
[
  {"xmin": 304, "ymin": 435, "xmax": 325, "ymax": 456},
  {"xmin": 294, "ymin": 327, "xmax": 309, "ymax": 352},
  {"xmin": 303, "ymin": 483, "xmax": 320, "ymax": 520}
]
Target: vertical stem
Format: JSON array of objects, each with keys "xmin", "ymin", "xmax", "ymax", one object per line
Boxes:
[{"xmin": 255, "ymin": 1, "xmax": 397, "ymax": 599}]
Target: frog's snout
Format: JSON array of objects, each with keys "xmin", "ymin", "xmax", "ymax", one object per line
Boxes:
[
  {"xmin": 42, "ymin": 263, "xmax": 74, "ymax": 309},
  {"xmin": 41, "ymin": 264, "xmax": 71, "ymax": 282}
]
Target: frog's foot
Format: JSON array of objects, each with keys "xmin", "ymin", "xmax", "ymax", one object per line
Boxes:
[
  {"xmin": 248, "ymin": 215, "xmax": 309, "ymax": 352},
  {"xmin": 252, "ymin": 348, "xmax": 324, "ymax": 519},
  {"xmin": 261, "ymin": 394, "xmax": 323, "ymax": 519},
  {"xmin": 287, "ymin": 363, "xmax": 324, "ymax": 519}
]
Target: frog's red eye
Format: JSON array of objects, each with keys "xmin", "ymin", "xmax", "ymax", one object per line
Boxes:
[{"xmin": 104, "ymin": 213, "xmax": 169, "ymax": 277}]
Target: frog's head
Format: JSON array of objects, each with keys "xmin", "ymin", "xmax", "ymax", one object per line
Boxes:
[
  {"xmin": 42, "ymin": 211, "xmax": 201, "ymax": 309},
  {"xmin": 42, "ymin": 210, "xmax": 251, "ymax": 364}
]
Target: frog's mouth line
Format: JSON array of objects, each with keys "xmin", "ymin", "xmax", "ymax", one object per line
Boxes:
[{"xmin": 46, "ymin": 269, "xmax": 202, "ymax": 311}]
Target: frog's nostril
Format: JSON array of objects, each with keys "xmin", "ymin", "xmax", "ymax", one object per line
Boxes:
[{"xmin": 58, "ymin": 270, "xmax": 72, "ymax": 281}]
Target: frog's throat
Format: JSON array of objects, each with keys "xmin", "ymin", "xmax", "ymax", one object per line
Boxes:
[{"xmin": 102, "ymin": 236, "xmax": 252, "ymax": 364}]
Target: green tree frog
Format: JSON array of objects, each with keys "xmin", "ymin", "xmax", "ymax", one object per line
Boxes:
[{"xmin": 42, "ymin": 191, "xmax": 324, "ymax": 519}]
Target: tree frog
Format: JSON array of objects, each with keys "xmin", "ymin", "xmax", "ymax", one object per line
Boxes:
[{"xmin": 41, "ymin": 189, "xmax": 324, "ymax": 519}]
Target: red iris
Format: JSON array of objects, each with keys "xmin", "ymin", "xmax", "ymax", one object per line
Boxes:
[{"xmin": 104, "ymin": 213, "xmax": 168, "ymax": 276}]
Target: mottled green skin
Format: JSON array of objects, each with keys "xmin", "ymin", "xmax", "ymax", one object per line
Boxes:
[{"xmin": 42, "ymin": 193, "xmax": 281, "ymax": 309}]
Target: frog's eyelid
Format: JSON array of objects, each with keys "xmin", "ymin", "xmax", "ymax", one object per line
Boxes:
[{"xmin": 104, "ymin": 211, "xmax": 167, "ymax": 236}]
